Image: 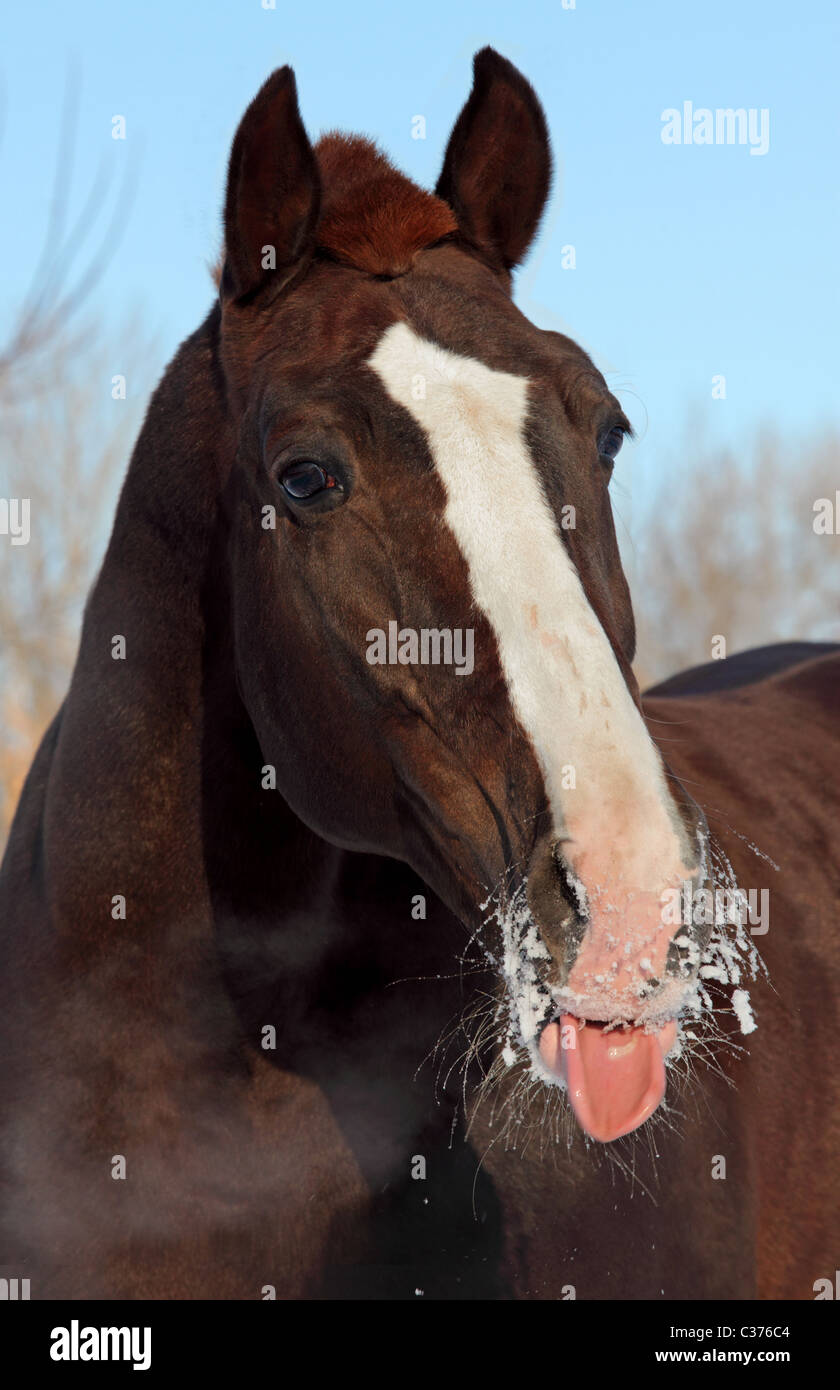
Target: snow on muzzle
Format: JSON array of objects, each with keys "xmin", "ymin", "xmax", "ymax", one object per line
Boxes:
[{"xmin": 525, "ymin": 825, "xmax": 708, "ymax": 1143}]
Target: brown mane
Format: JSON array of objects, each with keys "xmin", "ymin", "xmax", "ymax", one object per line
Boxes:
[{"xmin": 312, "ymin": 134, "xmax": 456, "ymax": 276}]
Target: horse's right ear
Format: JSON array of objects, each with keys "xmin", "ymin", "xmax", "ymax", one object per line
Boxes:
[{"xmin": 221, "ymin": 67, "xmax": 320, "ymax": 302}]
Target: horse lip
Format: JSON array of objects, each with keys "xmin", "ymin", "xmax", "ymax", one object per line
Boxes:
[
  {"xmin": 542, "ymin": 971, "xmax": 695, "ymax": 1030},
  {"xmin": 540, "ymin": 1008, "xmax": 681, "ymax": 1033}
]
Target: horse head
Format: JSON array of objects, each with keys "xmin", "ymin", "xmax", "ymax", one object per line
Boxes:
[{"xmin": 215, "ymin": 50, "xmax": 709, "ymax": 1143}]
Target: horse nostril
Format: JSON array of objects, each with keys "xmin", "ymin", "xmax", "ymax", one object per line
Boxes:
[
  {"xmin": 524, "ymin": 833, "xmax": 589, "ymax": 984},
  {"xmin": 666, "ymin": 922, "xmax": 705, "ymax": 980},
  {"xmin": 551, "ymin": 839, "xmax": 590, "ymax": 924}
]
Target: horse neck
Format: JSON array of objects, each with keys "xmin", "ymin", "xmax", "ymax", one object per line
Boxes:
[{"xmin": 37, "ymin": 314, "xmax": 201, "ymax": 916}]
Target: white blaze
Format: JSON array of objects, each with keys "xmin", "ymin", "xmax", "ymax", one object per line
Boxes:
[{"xmin": 367, "ymin": 322, "xmax": 690, "ymax": 895}]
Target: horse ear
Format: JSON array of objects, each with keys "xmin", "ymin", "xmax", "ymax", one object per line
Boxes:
[
  {"xmin": 221, "ymin": 66, "xmax": 320, "ymax": 302},
  {"xmin": 435, "ymin": 48, "xmax": 551, "ymax": 273}
]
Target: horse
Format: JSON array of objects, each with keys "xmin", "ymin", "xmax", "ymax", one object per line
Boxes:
[{"xmin": 1, "ymin": 48, "xmax": 837, "ymax": 1301}]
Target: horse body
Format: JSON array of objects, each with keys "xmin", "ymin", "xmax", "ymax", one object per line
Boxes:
[{"xmin": 1, "ymin": 50, "xmax": 837, "ymax": 1300}]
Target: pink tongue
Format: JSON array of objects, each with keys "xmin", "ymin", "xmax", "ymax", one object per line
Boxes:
[{"xmin": 539, "ymin": 1013, "xmax": 668, "ymax": 1142}]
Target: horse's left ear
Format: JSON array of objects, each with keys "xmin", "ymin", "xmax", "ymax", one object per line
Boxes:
[
  {"xmin": 221, "ymin": 66, "xmax": 320, "ymax": 302},
  {"xmin": 436, "ymin": 48, "xmax": 551, "ymax": 274}
]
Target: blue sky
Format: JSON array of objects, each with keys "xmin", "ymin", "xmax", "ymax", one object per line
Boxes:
[{"xmin": 1, "ymin": 0, "xmax": 837, "ymax": 509}]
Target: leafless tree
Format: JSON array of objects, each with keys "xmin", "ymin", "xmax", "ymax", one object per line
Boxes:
[
  {"xmin": 621, "ymin": 426, "xmax": 840, "ymax": 688},
  {"xmin": 0, "ymin": 79, "xmax": 152, "ymax": 841}
]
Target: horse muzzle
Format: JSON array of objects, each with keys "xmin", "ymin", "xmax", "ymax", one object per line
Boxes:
[{"xmin": 522, "ymin": 830, "xmax": 708, "ymax": 1142}]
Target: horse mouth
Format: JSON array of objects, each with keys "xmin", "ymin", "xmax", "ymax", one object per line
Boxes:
[
  {"xmin": 492, "ymin": 872, "xmax": 706, "ymax": 1145},
  {"xmin": 536, "ymin": 1014, "xmax": 679, "ymax": 1144}
]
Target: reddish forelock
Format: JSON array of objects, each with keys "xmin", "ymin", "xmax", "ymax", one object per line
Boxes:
[{"xmin": 313, "ymin": 133, "xmax": 457, "ymax": 276}]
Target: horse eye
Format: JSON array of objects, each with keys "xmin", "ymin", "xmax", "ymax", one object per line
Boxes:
[
  {"xmin": 599, "ymin": 426, "xmax": 626, "ymax": 462},
  {"xmin": 280, "ymin": 460, "xmax": 337, "ymax": 500}
]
